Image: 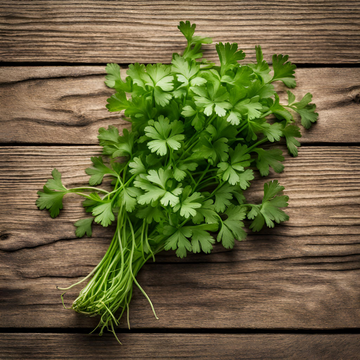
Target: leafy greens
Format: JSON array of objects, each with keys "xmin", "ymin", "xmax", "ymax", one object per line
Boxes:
[{"xmin": 36, "ymin": 21, "xmax": 318, "ymax": 343}]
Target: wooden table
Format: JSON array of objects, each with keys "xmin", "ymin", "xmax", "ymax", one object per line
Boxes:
[{"xmin": 1, "ymin": 1, "xmax": 360, "ymax": 359}]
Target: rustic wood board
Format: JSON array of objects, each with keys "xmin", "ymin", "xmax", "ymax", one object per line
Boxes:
[
  {"xmin": 1, "ymin": 146, "xmax": 359, "ymax": 329},
  {"xmin": 1, "ymin": 333, "xmax": 360, "ymax": 359},
  {"xmin": 0, "ymin": 67, "xmax": 359, "ymax": 144},
  {"xmin": 1, "ymin": 1, "xmax": 360, "ymax": 64}
]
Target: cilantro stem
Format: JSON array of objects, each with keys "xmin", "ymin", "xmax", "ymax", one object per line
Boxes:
[
  {"xmin": 194, "ymin": 163, "xmax": 210, "ymax": 190},
  {"xmin": 70, "ymin": 187, "xmax": 109, "ymax": 194},
  {"xmin": 246, "ymin": 137, "xmax": 268, "ymax": 153}
]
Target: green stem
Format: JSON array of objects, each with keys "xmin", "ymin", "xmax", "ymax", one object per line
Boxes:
[
  {"xmin": 70, "ymin": 187, "xmax": 109, "ymax": 194},
  {"xmin": 246, "ymin": 137, "xmax": 268, "ymax": 153}
]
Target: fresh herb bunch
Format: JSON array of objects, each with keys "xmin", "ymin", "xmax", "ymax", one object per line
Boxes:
[{"xmin": 36, "ymin": 21, "xmax": 317, "ymax": 342}]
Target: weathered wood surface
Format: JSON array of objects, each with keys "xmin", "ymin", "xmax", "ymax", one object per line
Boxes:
[
  {"xmin": 1, "ymin": 1, "xmax": 360, "ymax": 64},
  {"xmin": 1, "ymin": 146, "xmax": 359, "ymax": 329},
  {"xmin": 2, "ymin": 334, "xmax": 360, "ymax": 359},
  {"xmin": 0, "ymin": 67, "xmax": 359, "ymax": 144}
]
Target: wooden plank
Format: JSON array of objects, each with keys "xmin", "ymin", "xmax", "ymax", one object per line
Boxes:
[
  {"xmin": 1, "ymin": 333, "xmax": 360, "ymax": 359},
  {"xmin": 0, "ymin": 1, "xmax": 360, "ymax": 64},
  {"xmin": 0, "ymin": 67, "xmax": 359, "ymax": 144},
  {"xmin": 0, "ymin": 146, "xmax": 360, "ymax": 329}
]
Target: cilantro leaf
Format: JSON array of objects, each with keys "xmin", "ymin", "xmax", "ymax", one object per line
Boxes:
[
  {"xmin": 216, "ymin": 42, "xmax": 245, "ymax": 75},
  {"xmin": 174, "ymin": 191, "xmax": 203, "ymax": 218},
  {"xmin": 217, "ymin": 144, "xmax": 252, "ymax": 186},
  {"xmin": 249, "ymin": 180, "xmax": 289, "ymax": 231},
  {"xmin": 171, "ymin": 54, "xmax": 201, "ymax": 85},
  {"xmin": 85, "ymin": 157, "xmax": 118, "ymax": 186},
  {"xmin": 134, "ymin": 169, "xmax": 182, "ymax": 207},
  {"xmin": 45, "ymin": 168, "xmax": 67, "ymax": 191},
  {"xmin": 291, "ymin": 93, "xmax": 318, "ymax": 129},
  {"xmin": 145, "ymin": 116, "xmax": 185, "ymax": 156},
  {"xmin": 98, "ymin": 126, "xmax": 134, "ymax": 158},
  {"xmin": 213, "ymin": 183, "xmax": 244, "ymax": 212},
  {"xmin": 105, "ymin": 63, "xmax": 132, "ymax": 92},
  {"xmin": 192, "ymin": 84, "xmax": 231, "ymax": 117},
  {"xmin": 136, "ymin": 205, "xmax": 164, "ymax": 224},
  {"xmin": 106, "ymin": 91, "xmax": 130, "ymax": 112},
  {"xmin": 129, "ymin": 157, "xmax": 147, "ymax": 175},
  {"xmin": 282, "ymin": 124, "xmax": 302, "ymax": 156},
  {"xmin": 191, "ymin": 227, "xmax": 215, "ymax": 254},
  {"xmin": 217, "ymin": 205, "xmax": 247, "ymax": 249},
  {"xmin": 254, "ymin": 148, "xmax": 284, "ymax": 176},
  {"xmin": 178, "ymin": 21, "xmax": 196, "ymax": 44},
  {"xmin": 271, "ymin": 54, "xmax": 296, "ymax": 88},
  {"xmin": 261, "ymin": 122, "xmax": 283, "ymax": 142},
  {"xmin": 178, "ymin": 21, "xmax": 212, "ymax": 60},
  {"xmin": 270, "ymin": 93, "xmax": 293, "ymax": 123},
  {"xmin": 249, "ymin": 45, "xmax": 272, "ymax": 84},
  {"xmin": 92, "ymin": 201, "xmax": 115, "ymax": 227},
  {"xmin": 118, "ymin": 187, "xmax": 142, "ymax": 212},
  {"xmin": 173, "ymin": 160, "xmax": 198, "ymax": 182},
  {"xmin": 36, "ymin": 186, "xmax": 68, "ymax": 218},
  {"xmin": 74, "ymin": 218, "xmax": 93, "ymax": 238},
  {"xmin": 192, "ymin": 199, "xmax": 219, "ymax": 225},
  {"xmin": 164, "ymin": 226, "xmax": 192, "ymax": 258}
]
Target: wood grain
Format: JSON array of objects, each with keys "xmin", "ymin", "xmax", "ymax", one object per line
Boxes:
[
  {"xmin": 0, "ymin": 67, "xmax": 359, "ymax": 144},
  {"xmin": 1, "ymin": 146, "xmax": 359, "ymax": 329},
  {"xmin": 0, "ymin": 1, "xmax": 360, "ymax": 64},
  {"xmin": 1, "ymin": 333, "xmax": 360, "ymax": 359}
]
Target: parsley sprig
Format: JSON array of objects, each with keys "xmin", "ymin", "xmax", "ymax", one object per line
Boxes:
[{"xmin": 36, "ymin": 21, "xmax": 318, "ymax": 343}]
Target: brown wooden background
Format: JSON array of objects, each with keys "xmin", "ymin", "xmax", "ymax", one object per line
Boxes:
[{"xmin": 1, "ymin": 1, "xmax": 360, "ymax": 359}]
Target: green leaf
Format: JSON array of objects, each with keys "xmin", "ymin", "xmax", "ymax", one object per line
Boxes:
[
  {"xmin": 98, "ymin": 126, "xmax": 134, "ymax": 158},
  {"xmin": 235, "ymin": 98, "xmax": 263, "ymax": 120},
  {"xmin": 105, "ymin": 63, "xmax": 132, "ymax": 92},
  {"xmin": 134, "ymin": 169, "xmax": 182, "ymax": 207},
  {"xmin": 262, "ymin": 122, "xmax": 283, "ymax": 142},
  {"xmin": 129, "ymin": 157, "xmax": 147, "ymax": 175},
  {"xmin": 85, "ymin": 157, "xmax": 118, "ymax": 186},
  {"xmin": 217, "ymin": 205, "xmax": 247, "ymax": 249},
  {"xmin": 270, "ymin": 93, "xmax": 293, "ymax": 123},
  {"xmin": 282, "ymin": 124, "xmax": 302, "ymax": 156},
  {"xmin": 249, "ymin": 180, "xmax": 289, "ymax": 231},
  {"xmin": 291, "ymin": 93, "xmax": 318, "ymax": 129},
  {"xmin": 74, "ymin": 218, "xmax": 93, "ymax": 238},
  {"xmin": 164, "ymin": 226, "xmax": 193, "ymax": 258},
  {"xmin": 287, "ymin": 90, "xmax": 296, "ymax": 105},
  {"xmin": 254, "ymin": 148, "xmax": 284, "ymax": 176},
  {"xmin": 216, "ymin": 42, "xmax": 245, "ymax": 75},
  {"xmin": 193, "ymin": 136, "xmax": 229, "ymax": 165},
  {"xmin": 174, "ymin": 192, "xmax": 203, "ymax": 218},
  {"xmin": 213, "ymin": 183, "xmax": 241, "ymax": 212},
  {"xmin": 45, "ymin": 168, "xmax": 67, "ymax": 191},
  {"xmin": 297, "ymin": 105, "xmax": 318, "ymax": 129},
  {"xmin": 191, "ymin": 228, "xmax": 215, "ymax": 253},
  {"xmin": 92, "ymin": 201, "xmax": 115, "ymax": 227},
  {"xmin": 192, "ymin": 85, "xmax": 231, "ymax": 117},
  {"xmin": 136, "ymin": 205, "xmax": 164, "ymax": 224},
  {"xmin": 171, "ymin": 54, "xmax": 200, "ymax": 83},
  {"xmin": 118, "ymin": 187, "xmax": 142, "ymax": 212},
  {"xmin": 178, "ymin": 21, "xmax": 196, "ymax": 43},
  {"xmin": 106, "ymin": 91, "xmax": 129, "ymax": 112},
  {"xmin": 217, "ymin": 144, "xmax": 252, "ymax": 186},
  {"xmin": 36, "ymin": 186, "xmax": 68, "ymax": 218},
  {"xmin": 271, "ymin": 54, "xmax": 296, "ymax": 88},
  {"xmin": 192, "ymin": 199, "xmax": 219, "ymax": 225},
  {"xmin": 248, "ymin": 45, "xmax": 272, "ymax": 84},
  {"xmin": 145, "ymin": 116, "xmax": 185, "ymax": 156}
]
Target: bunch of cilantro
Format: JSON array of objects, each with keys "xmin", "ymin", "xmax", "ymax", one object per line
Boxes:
[{"xmin": 36, "ymin": 21, "xmax": 317, "ymax": 342}]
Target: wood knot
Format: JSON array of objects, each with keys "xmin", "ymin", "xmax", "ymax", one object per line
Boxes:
[
  {"xmin": 353, "ymin": 93, "xmax": 360, "ymax": 104},
  {"xmin": 0, "ymin": 232, "xmax": 10, "ymax": 241}
]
